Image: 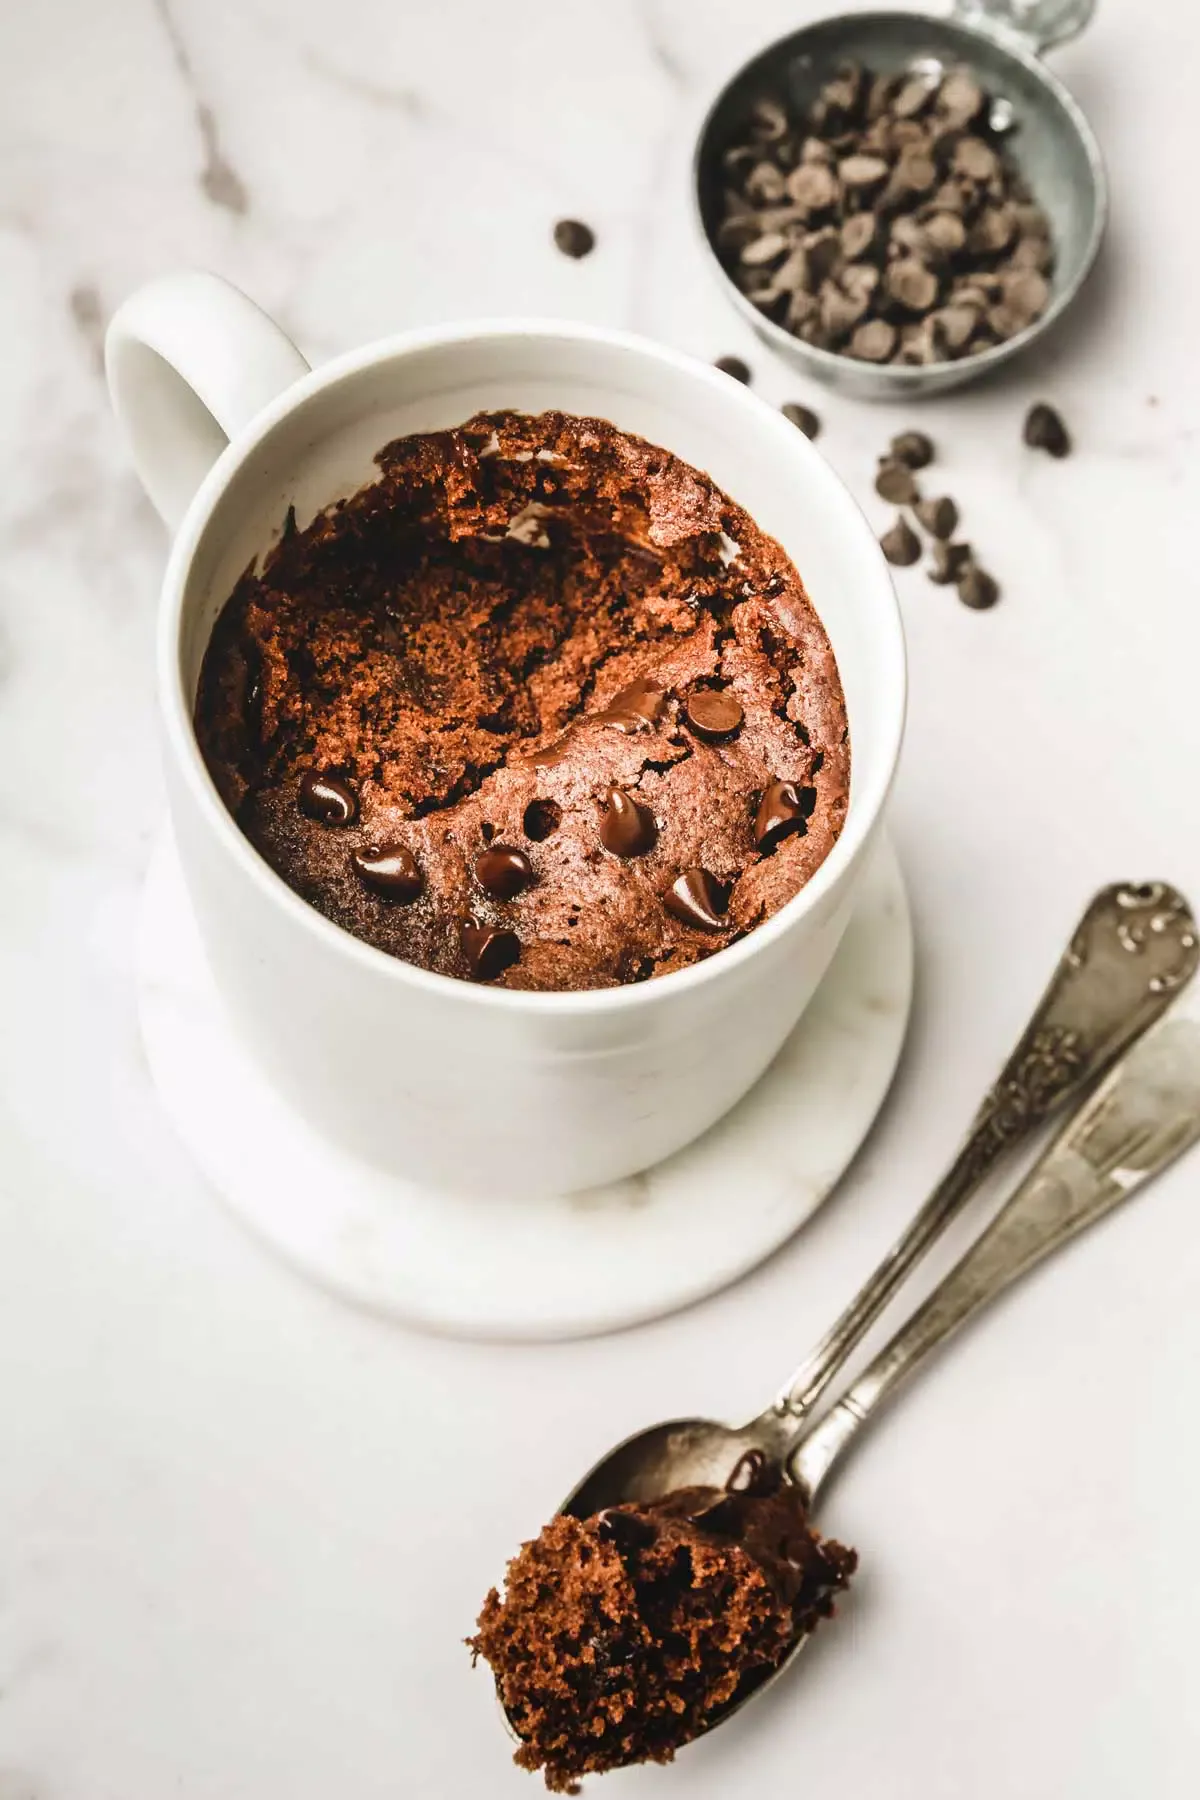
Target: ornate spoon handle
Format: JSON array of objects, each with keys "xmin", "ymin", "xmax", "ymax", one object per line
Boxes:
[
  {"xmin": 791, "ymin": 1014, "xmax": 1200, "ymax": 1502},
  {"xmin": 774, "ymin": 882, "xmax": 1197, "ymax": 1422}
]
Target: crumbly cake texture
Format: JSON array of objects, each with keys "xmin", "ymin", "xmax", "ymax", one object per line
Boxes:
[
  {"xmin": 469, "ymin": 1456, "xmax": 856, "ymax": 1790},
  {"xmin": 195, "ymin": 410, "xmax": 850, "ymax": 991}
]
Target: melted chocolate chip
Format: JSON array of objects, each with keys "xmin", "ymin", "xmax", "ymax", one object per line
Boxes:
[
  {"xmin": 595, "ymin": 1508, "xmax": 657, "ymax": 1550},
  {"xmin": 475, "ymin": 845, "xmax": 535, "ymax": 900},
  {"xmin": 350, "ymin": 842, "xmax": 424, "ymax": 902},
  {"xmin": 726, "ymin": 1448, "xmax": 780, "ymax": 1496},
  {"xmin": 684, "ymin": 689, "xmax": 744, "ymax": 742},
  {"xmin": 297, "ymin": 769, "xmax": 358, "ymax": 826},
  {"xmin": 754, "ymin": 780, "xmax": 815, "ymax": 852},
  {"xmin": 460, "ymin": 921, "xmax": 521, "ymax": 982},
  {"xmin": 600, "ymin": 788, "xmax": 658, "ymax": 858},
  {"xmin": 665, "ymin": 869, "xmax": 729, "ymax": 932},
  {"xmin": 687, "ymin": 1494, "xmax": 745, "ymax": 1538},
  {"xmin": 593, "ymin": 679, "xmax": 666, "ymax": 734}
]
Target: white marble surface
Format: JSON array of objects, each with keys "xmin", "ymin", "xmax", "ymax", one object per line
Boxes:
[{"xmin": 3, "ymin": 2, "xmax": 1200, "ymax": 1796}]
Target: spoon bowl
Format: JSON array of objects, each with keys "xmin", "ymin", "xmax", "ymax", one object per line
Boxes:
[{"xmin": 560, "ymin": 1414, "xmax": 784, "ymax": 1517}]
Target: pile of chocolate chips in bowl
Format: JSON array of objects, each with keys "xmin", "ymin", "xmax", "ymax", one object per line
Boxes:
[{"xmin": 715, "ymin": 57, "xmax": 1053, "ymax": 366}]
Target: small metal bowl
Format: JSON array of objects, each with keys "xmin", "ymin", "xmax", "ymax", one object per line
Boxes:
[{"xmin": 694, "ymin": 0, "xmax": 1107, "ymax": 400}]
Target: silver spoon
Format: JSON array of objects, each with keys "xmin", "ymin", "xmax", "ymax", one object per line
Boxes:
[
  {"xmin": 541, "ymin": 1008, "xmax": 1200, "ymax": 1746},
  {"xmin": 562, "ymin": 882, "xmax": 1197, "ymax": 1522}
]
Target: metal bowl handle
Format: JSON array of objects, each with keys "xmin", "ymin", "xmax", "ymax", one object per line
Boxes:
[{"xmin": 952, "ymin": 0, "xmax": 1096, "ymax": 55}]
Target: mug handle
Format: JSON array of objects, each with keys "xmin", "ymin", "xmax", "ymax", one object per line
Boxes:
[{"xmin": 105, "ymin": 270, "xmax": 311, "ymax": 533}]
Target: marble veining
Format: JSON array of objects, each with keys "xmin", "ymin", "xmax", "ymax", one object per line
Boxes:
[{"xmin": 3, "ymin": 2, "xmax": 1200, "ymax": 1797}]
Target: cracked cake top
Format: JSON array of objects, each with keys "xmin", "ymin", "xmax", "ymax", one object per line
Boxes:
[{"xmin": 194, "ymin": 409, "xmax": 850, "ymax": 991}]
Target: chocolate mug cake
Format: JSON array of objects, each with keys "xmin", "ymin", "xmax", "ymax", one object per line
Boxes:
[{"xmin": 195, "ymin": 409, "xmax": 850, "ymax": 991}]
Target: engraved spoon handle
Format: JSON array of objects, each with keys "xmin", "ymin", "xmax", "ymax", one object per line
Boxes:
[
  {"xmin": 791, "ymin": 1015, "xmax": 1200, "ymax": 1503},
  {"xmin": 774, "ymin": 883, "xmax": 1197, "ymax": 1421}
]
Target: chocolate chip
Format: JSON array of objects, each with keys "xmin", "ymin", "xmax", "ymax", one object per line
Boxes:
[
  {"xmin": 600, "ymin": 787, "xmax": 658, "ymax": 858},
  {"xmin": 714, "ymin": 355, "xmax": 751, "ymax": 383},
  {"xmin": 938, "ymin": 70, "xmax": 984, "ymax": 128},
  {"xmin": 849, "ymin": 318, "xmax": 896, "ymax": 362},
  {"xmin": 928, "ymin": 539, "xmax": 972, "ymax": 584},
  {"xmin": 522, "ymin": 798, "xmax": 562, "ymax": 842},
  {"xmin": 297, "ymin": 769, "xmax": 358, "ymax": 826},
  {"xmin": 351, "ymin": 842, "xmax": 423, "ymax": 902},
  {"xmin": 957, "ymin": 564, "xmax": 1000, "ymax": 609},
  {"xmin": 840, "ymin": 211, "xmax": 882, "ymax": 263},
  {"xmin": 875, "ymin": 459, "xmax": 919, "ymax": 505},
  {"xmin": 781, "ymin": 401, "xmax": 820, "ymax": 439},
  {"xmin": 726, "ymin": 1447, "xmax": 780, "ymax": 1495},
  {"xmin": 553, "ymin": 218, "xmax": 595, "ymax": 258},
  {"xmin": 460, "ymin": 921, "xmax": 521, "ymax": 982},
  {"xmin": 684, "ymin": 688, "xmax": 744, "ymax": 742},
  {"xmin": 914, "ymin": 495, "xmax": 959, "ymax": 540},
  {"xmin": 953, "ymin": 136, "xmax": 999, "ymax": 182},
  {"xmin": 880, "ymin": 514, "xmax": 920, "ymax": 566},
  {"xmin": 886, "ymin": 258, "xmax": 940, "ymax": 315},
  {"xmin": 595, "ymin": 1507, "xmax": 656, "ymax": 1550},
  {"xmin": 665, "ymin": 869, "xmax": 730, "ymax": 932},
  {"xmin": 754, "ymin": 779, "xmax": 815, "ymax": 851},
  {"xmin": 890, "ymin": 430, "xmax": 934, "ymax": 470},
  {"xmin": 1023, "ymin": 401, "xmax": 1071, "ymax": 457},
  {"xmin": 785, "ymin": 161, "xmax": 840, "ymax": 214},
  {"xmin": 475, "ymin": 845, "xmax": 535, "ymax": 900},
  {"xmin": 593, "ymin": 678, "xmax": 666, "ymax": 733},
  {"xmin": 839, "ymin": 152, "xmax": 889, "ymax": 194}
]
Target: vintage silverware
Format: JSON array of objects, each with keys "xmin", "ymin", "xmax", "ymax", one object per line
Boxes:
[
  {"xmin": 693, "ymin": 0, "xmax": 1107, "ymax": 398},
  {"xmin": 562, "ymin": 882, "xmax": 1197, "ymax": 1522},
  {"xmin": 541, "ymin": 1008, "xmax": 1200, "ymax": 1744}
]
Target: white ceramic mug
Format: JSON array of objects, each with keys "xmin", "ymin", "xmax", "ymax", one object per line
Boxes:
[{"xmin": 106, "ymin": 271, "xmax": 905, "ymax": 1196}]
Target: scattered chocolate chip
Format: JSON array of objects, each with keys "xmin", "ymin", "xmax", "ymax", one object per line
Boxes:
[
  {"xmin": 665, "ymin": 869, "xmax": 730, "ymax": 932},
  {"xmin": 875, "ymin": 459, "xmax": 919, "ymax": 505},
  {"xmin": 928, "ymin": 539, "xmax": 973, "ymax": 584},
  {"xmin": 781, "ymin": 401, "xmax": 820, "ymax": 438},
  {"xmin": 600, "ymin": 788, "xmax": 658, "ymax": 858},
  {"xmin": 351, "ymin": 842, "xmax": 423, "ymax": 902},
  {"xmin": 726, "ymin": 1448, "xmax": 780, "ymax": 1495},
  {"xmin": 460, "ymin": 921, "xmax": 521, "ymax": 982},
  {"xmin": 522, "ymin": 798, "xmax": 562, "ymax": 842},
  {"xmin": 475, "ymin": 845, "xmax": 535, "ymax": 900},
  {"xmin": 297, "ymin": 769, "xmax": 358, "ymax": 826},
  {"xmin": 714, "ymin": 354, "xmax": 751, "ymax": 383},
  {"xmin": 754, "ymin": 779, "xmax": 815, "ymax": 851},
  {"xmin": 957, "ymin": 564, "xmax": 1000, "ymax": 609},
  {"xmin": 595, "ymin": 1507, "xmax": 656, "ymax": 1550},
  {"xmin": 684, "ymin": 688, "xmax": 744, "ymax": 742},
  {"xmin": 914, "ymin": 495, "xmax": 959, "ymax": 539},
  {"xmin": 553, "ymin": 218, "xmax": 595, "ymax": 259},
  {"xmin": 1023, "ymin": 401, "xmax": 1071, "ymax": 457},
  {"xmin": 880, "ymin": 514, "xmax": 920, "ymax": 566},
  {"xmin": 593, "ymin": 678, "xmax": 666, "ymax": 733},
  {"xmin": 890, "ymin": 430, "xmax": 934, "ymax": 470}
]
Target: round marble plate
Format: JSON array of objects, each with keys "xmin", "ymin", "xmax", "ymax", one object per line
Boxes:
[{"xmin": 137, "ymin": 830, "xmax": 913, "ymax": 1341}]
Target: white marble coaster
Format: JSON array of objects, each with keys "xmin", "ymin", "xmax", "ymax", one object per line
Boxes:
[{"xmin": 137, "ymin": 830, "xmax": 913, "ymax": 1341}]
